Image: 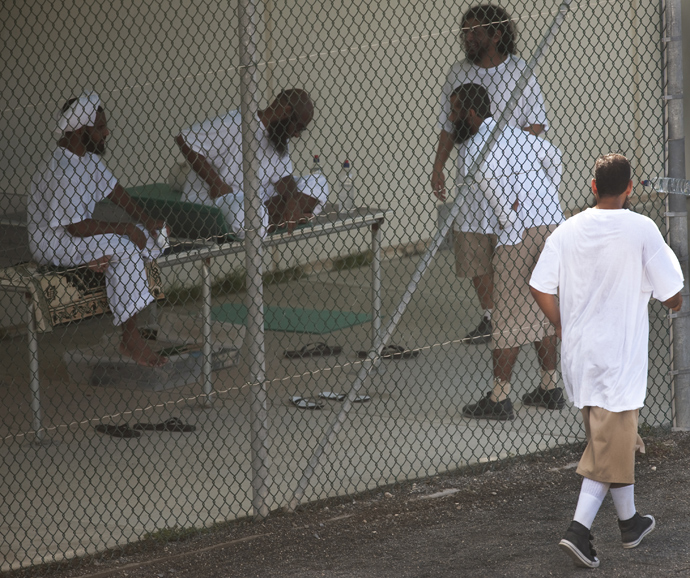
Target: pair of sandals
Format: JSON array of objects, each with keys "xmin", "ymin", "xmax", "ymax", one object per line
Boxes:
[
  {"xmin": 285, "ymin": 343, "xmax": 421, "ymax": 360},
  {"xmin": 95, "ymin": 417, "xmax": 196, "ymax": 438}
]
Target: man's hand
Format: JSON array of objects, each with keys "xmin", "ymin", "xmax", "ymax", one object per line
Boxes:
[
  {"xmin": 209, "ymin": 180, "xmax": 233, "ymax": 200},
  {"xmin": 126, "ymin": 224, "xmax": 148, "ymax": 250},
  {"xmin": 87, "ymin": 255, "xmax": 112, "ymax": 273},
  {"xmin": 141, "ymin": 216, "xmax": 167, "ymax": 239},
  {"xmin": 432, "ymin": 169, "xmax": 447, "ymax": 201}
]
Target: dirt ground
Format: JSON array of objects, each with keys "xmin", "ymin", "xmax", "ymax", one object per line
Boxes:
[{"xmin": 8, "ymin": 430, "xmax": 690, "ymax": 578}]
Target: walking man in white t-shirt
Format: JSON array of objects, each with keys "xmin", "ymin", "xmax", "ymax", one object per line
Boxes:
[
  {"xmin": 530, "ymin": 154, "xmax": 683, "ymax": 568},
  {"xmin": 432, "ymin": 4, "xmax": 549, "ymax": 344},
  {"xmin": 29, "ymin": 91, "xmax": 168, "ymax": 367},
  {"xmin": 447, "ymin": 84, "xmax": 565, "ymax": 421},
  {"xmin": 175, "ymin": 88, "xmax": 328, "ymax": 238}
]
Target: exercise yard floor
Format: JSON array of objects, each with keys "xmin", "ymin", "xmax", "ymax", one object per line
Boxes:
[{"xmin": 12, "ymin": 429, "xmax": 690, "ymax": 578}]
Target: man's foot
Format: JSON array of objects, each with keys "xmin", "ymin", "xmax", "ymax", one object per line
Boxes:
[
  {"xmin": 462, "ymin": 392, "xmax": 514, "ymax": 421},
  {"xmin": 463, "ymin": 317, "xmax": 492, "ymax": 344},
  {"xmin": 522, "ymin": 386, "xmax": 566, "ymax": 410},
  {"xmin": 558, "ymin": 520, "xmax": 600, "ymax": 568},
  {"xmin": 619, "ymin": 513, "xmax": 655, "ymax": 549},
  {"xmin": 119, "ymin": 332, "xmax": 168, "ymax": 368}
]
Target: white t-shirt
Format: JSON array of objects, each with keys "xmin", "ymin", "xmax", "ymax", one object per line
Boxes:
[
  {"xmin": 28, "ymin": 147, "xmax": 118, "ymax": 258},
  {"xmin": 180, "ymin": 109, "xmax": 293, "ymax": 205},
  {"xmin": 529, "ymin": 209, "xmax": 684, "ymax": 411},
  {"xmin": 460, "ymin": 118, "xmax": 564, "ymax": 244},
  {"xmin": 437, "ymin": 55, "xmax": 549, "ymax": 135}
]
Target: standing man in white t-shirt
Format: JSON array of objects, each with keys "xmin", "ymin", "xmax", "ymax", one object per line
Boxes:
[
  {"xmin": 175, "ymin": 89, "xmax": 328, "ymax": 238},
  {"xmin": 29, "ymin": 91, "xmax": 168, "ymax": 367},
  {"xmin": 530, "ymin": 154, "xmax": 683, "ymax": 568},
  {"xmin": 432, "ymin": 4, "xmax": 549, "ymax": 344},
  {"xmin": 446, "ymin": 84, "xmax": 565, "ymax": 421}
]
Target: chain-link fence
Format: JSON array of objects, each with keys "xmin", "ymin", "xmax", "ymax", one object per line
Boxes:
[{"xmin": 0, "ymin": 0, "xmax": 683, "ymax": 572}]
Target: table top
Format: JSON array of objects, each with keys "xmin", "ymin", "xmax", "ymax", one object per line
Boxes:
[{"xmin": 0, "ymin": 206, "xmax": 392, "ymax": 271}]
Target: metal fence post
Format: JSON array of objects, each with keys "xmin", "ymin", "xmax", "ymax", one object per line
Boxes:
[
  {"xmin": 237, "ymin": 0, "xmax": 273, "ymax": 517},
  {"xmin": 663, "ymin": 0, "xmax": 690, "ymax": 430}
]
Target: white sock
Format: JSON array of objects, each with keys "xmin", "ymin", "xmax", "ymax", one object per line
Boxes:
[
  {"xmin": 573, "ymin": 478, "xmax": 610, "ymax": 529},
  {"xmin": 540, "ymin": 368, "xmax": 558, "ymax": 391},
  {"xmin": 610, "ymin": 485, "xmax": 636, "ymax": 521},
  {"xmin": 483, "ymin": 309, "xmax": 492, "ymax": 321}
]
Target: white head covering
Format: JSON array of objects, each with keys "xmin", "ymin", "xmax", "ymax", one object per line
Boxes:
[{"xmin": 55, "ymin": 90, "xmax": 101, "ymax": 134}]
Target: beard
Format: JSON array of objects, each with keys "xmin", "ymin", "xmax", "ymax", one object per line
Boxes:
[
  {"xmin": 266, "ymin": 117, "xmax": 291, "ymax": 157},
  {"xmin": 452, "ymin": 119, "xmax": 474, "ymax": 144},
  {"xmin": 82, "ymin": 131, "xmax": 106, "ymax": 156},
  {"xmin": 464, "ymin": 39, "xmax": 489, "ymax": 64}
]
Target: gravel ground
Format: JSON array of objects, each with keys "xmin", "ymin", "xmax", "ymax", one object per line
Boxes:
[{"xmin": 9, "ymin": 430, "xmax": 690, "ymax": 578}]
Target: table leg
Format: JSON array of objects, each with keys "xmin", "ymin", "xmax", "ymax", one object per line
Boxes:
[
  {"xmin": 201, "ymin": 259, "xmax": 214, "ymax": 405},
  {"xmin": 371, "ymin": 222, "xmax": 383, "ymax": 352},
  {"xmin": 25, "ymin": 293, "xmax": 44, "ymax": 443}
]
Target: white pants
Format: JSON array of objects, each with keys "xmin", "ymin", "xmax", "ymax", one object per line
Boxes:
[
  {"xmin": 182, "ymin": 174, "xmax": 329, "ymax": 239},
  {"xmin": 30, "ymin": 227, "xmax": 161, "ymax": 326}
]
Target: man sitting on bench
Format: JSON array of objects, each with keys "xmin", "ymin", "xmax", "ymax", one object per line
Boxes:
[
  {"xmin": 28, "ymin": 91, "xmax": 168, "ymax": 367},
  {"xmin": 175, "ymin": 88, "xmax": 328, "ymax": 238}
]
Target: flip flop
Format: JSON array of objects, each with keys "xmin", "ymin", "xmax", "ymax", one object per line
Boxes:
[
  {"xmin": 95, "ymin": 424, "xmax": 141, "ymax": 438},
  {"xmin": 290, "ymin": 396, "xmax": 324, "ymax": 410},
  {"xmin": 357, "ymin": 344, "xmax": 421, "ymax": 360},
  {"xmin": 284, "ymin": 343, "xmax": 343, "ymax": 359},
  {"xmin": 319, "ymin": 392, "xmax": 370, "ymax": 402},
  {"xmin": 319, "ymin": 391, "xmax": 346, "ymax": 401},
  {"xmin": 133, "ymin": 417, "xmax": 196, "ymax": 432}
]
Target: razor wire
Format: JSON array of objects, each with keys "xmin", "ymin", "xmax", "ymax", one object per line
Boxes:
[{"xmin": 0, "ymin": 0, "xmax": 679, "ymax": 572}]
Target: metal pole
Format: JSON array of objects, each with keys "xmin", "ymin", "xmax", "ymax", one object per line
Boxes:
[
  {"xmin": 290, "ymin": 0, "xmax": 572, "ymax": 509},
  {"xmin": 237, "ymin": 0, "xmax": 273, "ymax": 518},
  {"xmin": 662, "ymin": 0, "xmax": 690, "ymax": 430}
]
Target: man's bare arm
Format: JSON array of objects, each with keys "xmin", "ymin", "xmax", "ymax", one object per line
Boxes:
[
  {"xmin": 431, "ymin": 129, "xmax": 455, "ymax": 201},
  {"xmin": 663, "ymin": 291, "xmax": 683, "ymax": 312},
  {"xmin": 530, "ymin": 287, "xmax": 561, "ymax": 338},
  {"xmin": 107, "ymin": 184, "xmax": 163, "ymax": 236},
  {"xmin": 174, "ymin": 134, "xmax": 231, "ymax": 200},
  {"xmin": 64, "ymin": 219, "xmax": 147, "ymax": 250}
]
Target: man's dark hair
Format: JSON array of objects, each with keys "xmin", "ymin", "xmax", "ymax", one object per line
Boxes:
[
  {"xmin": 594, "ymin": 154, "xmax": 631, "ymax": 197},
  {"xmin": 462, "ymin": 4, "xmax": 517, "ymax": 56},
  {"xmin": 451, "ymin": 83, "xmax": 492, "ymax": 119}
]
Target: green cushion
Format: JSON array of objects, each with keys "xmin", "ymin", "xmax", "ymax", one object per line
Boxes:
[{"xmin": 126, "ymin": 184, "xmax": 233, "ymax": 240}]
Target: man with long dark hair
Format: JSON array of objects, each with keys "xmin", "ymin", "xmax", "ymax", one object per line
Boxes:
[{"xmin": 432, "ymin": 4, "xmax": 549, "ymax": 345}]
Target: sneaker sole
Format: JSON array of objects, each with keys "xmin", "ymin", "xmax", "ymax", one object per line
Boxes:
[
  {"xmin": 622, "ymin": 516, "xmax": 655, "ymax": 549},
  {"xmin": 558, "ymin": 539, "xmax": 600, "ymax": 568},
  {"xmin": 461, "ymin": 410, "xmax": 515, "ymax": 421}
]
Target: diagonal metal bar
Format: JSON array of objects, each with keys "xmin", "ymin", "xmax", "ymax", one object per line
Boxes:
[{"xmin": 289, "ymin": 0, "xmax": 573, "ymax": 511}]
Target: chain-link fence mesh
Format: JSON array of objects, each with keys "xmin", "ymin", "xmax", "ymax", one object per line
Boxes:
[{"xmin": 0, "ymin": 0, "xmax": 681, "ymax": 572}]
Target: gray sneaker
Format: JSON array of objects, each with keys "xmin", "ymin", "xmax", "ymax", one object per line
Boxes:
[
  {"xmin": 619, "ymin": 513, "xmax": 655, "ymax": 548},
  {"xmin": 463, "ymin": 317, "xmax": 492, "ymax": 344},
  {"xmin": 462, "ymin": 392, "xmax": 514, "ymax": 421},
  {"xmin": 522, "ymin": 386, "xmax": 566, "ymax": 410}
]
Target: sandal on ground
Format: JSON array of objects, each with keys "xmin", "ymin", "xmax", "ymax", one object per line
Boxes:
[
  {"xmin": 95, "ymin": 424, "xmax": 140, "ymax": 438},
  {"xmin": 290, "ymin": 396, "xmax": 324, "ymax": 410},
  {"xmin": 133, "ymin": 417, "xmax": 196, "ymax": 432},
  {"xmin": 357, "ymin": 344, "xmax": 421, "ymax": 360},
  {"xmin": 284, "ymin": 343, "xmax": 343, "ymax": 359}
]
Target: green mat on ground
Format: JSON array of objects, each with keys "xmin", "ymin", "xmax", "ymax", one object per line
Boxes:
[{"xmin": 211, "ymin": 304, "xmax": 372, "ymax": 334}]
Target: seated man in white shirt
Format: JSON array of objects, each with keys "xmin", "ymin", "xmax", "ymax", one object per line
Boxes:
[
  {"xmin": 28, "ymin": 91, "xmax": 168, "ymax": 367},
  {"xmin": 446, "ymin": 83, "xmax": 565, "ymax": 421},
  {"xmin": 175, "ymin": 89, "xmax": 328, "ymax": 238}
]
